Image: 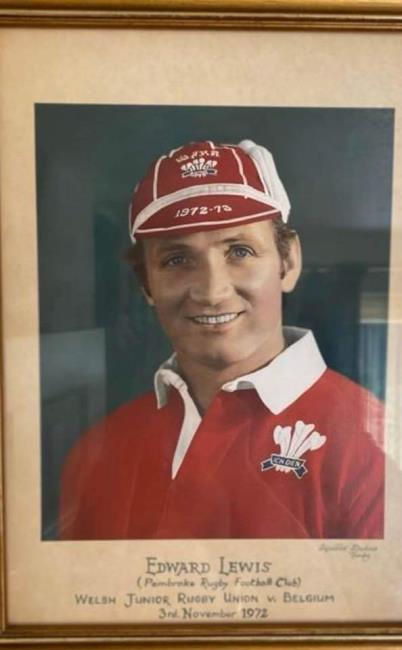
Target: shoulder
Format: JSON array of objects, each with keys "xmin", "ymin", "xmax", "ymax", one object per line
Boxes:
[
  {"xmin": 318, "ymin": 368, "xmax": 383, "ymax": 410},
  {"xmin": 92, "ymin": 389, "xmax": 159, "ymax": 436},
  {"xmin": 319, "ymin": 368, "xmax": 382, "ymax": 401},
  {"xmin": 101, "ymin": 390, "xmax": 160, "ymax": 431},
  {"xmin": 63, "ymin": 390, "xmax": 159, "ymax": 470},
  {"xmin": 313, "ymin": 368, "xmax": 384, "ymax": 447}
]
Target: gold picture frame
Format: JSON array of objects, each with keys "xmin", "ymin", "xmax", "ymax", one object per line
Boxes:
[{"xmin": 1, "ymin": 1, "xmax": 402, "ymax": 648}]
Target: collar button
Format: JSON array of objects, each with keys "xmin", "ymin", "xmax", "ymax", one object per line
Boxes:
[{"xmin": 223, "ymin": 382, "xmax": 237, "ymax": 392}]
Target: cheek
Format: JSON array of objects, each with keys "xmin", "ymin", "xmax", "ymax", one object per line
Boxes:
[
  {"xmin": 255, "ymin": 287, "xmax": 283, "ymax": 323},
  {"xmin": 153, "ymin": 292, "xmax": 179, "ymax": 318},
  {"xmin": 239, "ymin": 265, "xmax": 283, "ymax": 314},
  {"xmin": 150, "ymin": 278, "xmax": 187, "ymax": 331},
  {"xmin": 148, "ymin": 269, "xmax": 181, "ymax": 303}
]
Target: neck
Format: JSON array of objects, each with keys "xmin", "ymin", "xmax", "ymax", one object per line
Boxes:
[{"xmin": 177, "ymin": 331, "xmax": 285, "ymax": 414}]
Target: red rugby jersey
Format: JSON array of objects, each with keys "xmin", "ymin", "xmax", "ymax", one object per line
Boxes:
[{"xmin": 59, "ymin": 330, "xmax": 384, "ymax": 540}]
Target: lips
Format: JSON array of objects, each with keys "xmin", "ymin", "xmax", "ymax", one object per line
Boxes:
[{"xmin": 188, "ymin": 312, "xmax": 242, "ymax": 325}]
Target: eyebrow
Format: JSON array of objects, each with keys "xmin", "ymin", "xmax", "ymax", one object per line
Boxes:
[
  {"xmin": 153, "ymin": 242, "xmax": 195, "ymax": 254},
  {"xmin": 221, "ymin": 234, "xmax": 255, "ymax": 243},
  {"xmin": 157, "ymin": 232, "xmax": 255, "ymax": 249}
]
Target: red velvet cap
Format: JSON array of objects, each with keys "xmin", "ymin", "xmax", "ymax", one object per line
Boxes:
[{"xmin": 129, "ymin": 140, "xmax": 290, "ymax": 241}]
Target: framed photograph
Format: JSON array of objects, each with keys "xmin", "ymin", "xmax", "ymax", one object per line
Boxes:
[{"xmin": 1, "ymin": 1, "xmax": 402, "ymax": 647}]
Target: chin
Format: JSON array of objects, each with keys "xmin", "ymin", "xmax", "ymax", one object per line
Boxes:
[{"xmin": 194, "ymin": 347, "xmax": 247, "ymax": 371}]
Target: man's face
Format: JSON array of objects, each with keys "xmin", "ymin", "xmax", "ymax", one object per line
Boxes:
[{"xmin": 143, "ymin": 220, "xmax": 301, "ymax": 374}]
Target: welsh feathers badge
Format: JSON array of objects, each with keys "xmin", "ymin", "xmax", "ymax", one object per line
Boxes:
[
  {"xmin": 180, "ymin": 158, "xmax": 218, "ymax": 178},
  {"xmin": 261, "ymin": 420, "xmax": 326, "ymax": 479}
]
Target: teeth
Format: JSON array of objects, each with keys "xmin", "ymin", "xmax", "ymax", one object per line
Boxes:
[{"xmin": 192, "ymin": 313, "xmax": 239, "ymax": 325}]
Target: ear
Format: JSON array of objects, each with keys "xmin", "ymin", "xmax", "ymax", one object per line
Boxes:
[
  {"xmin": 141, "ymin": 286, "xmax": 155, "ymax": 306},
  {"xmin": 281, "ymin": 234, "xmax": 302, "ymax": 293}
]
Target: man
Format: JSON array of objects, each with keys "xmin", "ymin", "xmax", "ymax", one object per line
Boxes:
[{"xmin": 59, "ymin": 139, "xmax": 384, "ymax": 540}]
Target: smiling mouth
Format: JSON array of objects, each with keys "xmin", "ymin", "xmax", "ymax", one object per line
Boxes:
[{"xmin": 189, "ymin": 312, "xmax": 242, "ymax": 325}]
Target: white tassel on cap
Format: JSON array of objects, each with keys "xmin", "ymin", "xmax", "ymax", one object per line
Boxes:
[{"xmin": 238, "ymin": 140, "xmax": 291, "ymax": 223}]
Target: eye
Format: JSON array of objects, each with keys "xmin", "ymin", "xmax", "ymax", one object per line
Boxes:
[
  {"xmin": 162, "ymin": 254, "xmax": 188, "ymax": 267},
  {"xmin": 228, "ymin": 245, "xmax": 255, "ymax": 259}
]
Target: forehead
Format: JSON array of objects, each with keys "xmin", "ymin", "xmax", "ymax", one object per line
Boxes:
[{"xmin": 142, "ymin": 220, "xmax": 276, "ymax": 256}]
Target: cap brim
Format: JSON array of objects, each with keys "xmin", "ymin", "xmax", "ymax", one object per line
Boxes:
[{"xmin": 134, "ymin": 194, "xmax": 281, "ymax": 239}]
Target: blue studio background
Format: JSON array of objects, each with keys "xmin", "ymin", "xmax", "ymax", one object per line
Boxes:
[{"xmin": 36, "ymin": 105, "xmax": 394, "ymax": 540}]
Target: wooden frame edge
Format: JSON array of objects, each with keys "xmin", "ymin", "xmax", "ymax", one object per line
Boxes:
[
  {"xmin": 1, "ymin": 2, "xmax": 402, "ymax": 647},
  {"xmin": 0, "ymin": 0, "xmax": 402, "ymax": 29}
]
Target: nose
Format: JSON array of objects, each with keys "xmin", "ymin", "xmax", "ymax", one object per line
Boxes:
[{"xmin": 189, "ymin": 257, "xmax": 234, "ymax": 306}]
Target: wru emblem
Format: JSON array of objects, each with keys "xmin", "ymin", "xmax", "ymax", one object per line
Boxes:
[
  {"xmin": 261, "ymin": 420, "xmax": 326, "ymax": 479},
  {"xmin": 181, "ymin": 158, "xmax": 218, "ymax": 178}
]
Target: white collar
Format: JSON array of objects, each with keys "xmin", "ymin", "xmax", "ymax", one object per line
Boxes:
[{"xmin": 154, "ymin": 327, "xmax": 326, "ymax": 415}]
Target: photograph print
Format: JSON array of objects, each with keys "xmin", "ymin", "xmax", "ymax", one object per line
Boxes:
[{"xmin": 36, "ymin": 104, "xmax": 394, "ymax": 541}]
